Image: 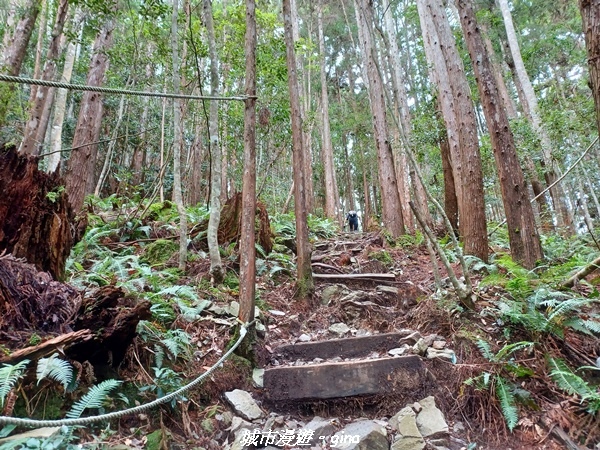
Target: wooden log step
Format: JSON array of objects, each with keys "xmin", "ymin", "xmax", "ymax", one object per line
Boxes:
[
  {"xmin": 312, "ymin": 273, "xmax": 396, "ymax": 282},
  {"xmin": 273, "ymin": 332, "xmax": 406, "ymax": 361},
  {"xmin": 264, "ymin": 355, "xmax": 426, "ymax": 401}
]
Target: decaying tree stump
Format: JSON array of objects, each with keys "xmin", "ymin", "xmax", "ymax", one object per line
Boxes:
[
  {"xmin": 217, "ymin": 192, "xmax": 274, "ymax": 254},
  {"xmin": 0, "ymin": 144, "xmax": 84, "ymax": 280},
  {"xmin": 0, "ymin": 255, "xmax": 150, "ymax": 368}
]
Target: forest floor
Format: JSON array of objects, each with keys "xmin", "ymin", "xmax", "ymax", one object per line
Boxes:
[{"xmin": 2, "ymin": 228, "xmax": 599, "ymax": 450}]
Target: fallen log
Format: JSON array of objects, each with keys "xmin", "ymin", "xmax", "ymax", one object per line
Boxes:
[
  {"xmin": 0, "ymin": 330, "xmax": 94, "ymax": 365},
  {"xmin": 561, "ymin": 254, "xmax": 600, "ymax": 288}
]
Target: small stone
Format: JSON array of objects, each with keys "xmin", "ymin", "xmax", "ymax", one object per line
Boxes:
[
  {"xmin": 252, "ymin": 368, "xmax": 264, "ymax": 388},
  {"xmin": 269, "ymin": 309, "xmax": 286, "ymax": 316},
  {"xmin": 432, "ymin": 340, "xmax": 446, "ymax": 350},
  {"xmin": 426, "ymin": 348, "xmax": 457, "ymax": 363},
  {"xmin": 388, "ymin": 347, "xmax": 407, "ymax": 356},
  {"xmin": 415, "ymin": 396, "xmax": 448, "ymax": 438},
  {"xmin": 299, "ymin": 333, "xmax": 312, "ymax": 342},
  {"xmin": 224, "ymin": 390, "xmax": 264, "ymax": 421},
  {"xmin": 329, "ymin": 323, "xmax": 351, "ymax": 336},
  {"xmin": 228, "ymin": 301, "xmax": 240, "ymax": 317},
  {"xmin": 331, "ymin": 420, "xmax": 388, "ymax": 450}
]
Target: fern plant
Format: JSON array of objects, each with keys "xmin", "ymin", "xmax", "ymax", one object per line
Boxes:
[
  {"xmin": 0, "ymin": 360, "xmax": 29, "ymax": 407},
  {"xmin": 36, "ymin": 354, "xmax": 73, "ymax": 391},
  {"xmin": 547, "ymin": 357, "xmax": 600, "ymax": 413},
  {"xmin": 66, "ymin": 379, "xmax": 121, "ymax": 419},
  {"xmin": 465, "ymin": 340, "xmax": 536, "ymax": 431}
]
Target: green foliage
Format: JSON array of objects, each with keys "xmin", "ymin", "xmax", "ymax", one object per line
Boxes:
[
  {"xmin": 465, "ymin": 340, "xmax": 535, "ymax": 431},
  {"xmin": 36, "ymin": 354, "xmax": 73, "ymax": 391},
  {"xmin": 369, "ymin": 250, "xmax": 393, "ymax": 267},
  {"xmin": 547, "ymin": 357, "xmax": 600, "ymax": 413},
  {"xmin": 0, "ymin": 360, "xmax": 29, "ymax": 407},
  {"xmin": 66, "ymin": 379, "xmax": 121, "ymax": 419},
  {"xmin": 141, "ymin": 239, "xmax": 179, "ymax": 266}
]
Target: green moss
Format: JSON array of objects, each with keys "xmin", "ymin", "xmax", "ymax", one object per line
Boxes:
[
  {"xmin": 146, "ymin": 429, "xmax": 167, "ymax": 450},
  {"xmin": 141, "ymin": 239, "xmax": 179, "ymax": 266},
  {"xmin": 369, "ymin": 250, "xmax": 394, "ymax": 267}
]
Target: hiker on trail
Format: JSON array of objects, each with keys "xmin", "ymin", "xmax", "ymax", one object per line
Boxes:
[{"xmin": 346, "ymin": 210, "xmax": 359, "ymax": 232}]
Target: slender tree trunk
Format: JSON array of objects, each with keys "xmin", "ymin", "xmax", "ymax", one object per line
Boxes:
[
  {"xmin": 65, "ymin": 15, "xmax": 115, "ymax": 212},
  {"xmin": 439, "ymin": 133, "xmax": 459, "ymax": 234},
  {"xmin": 498, "ymin": 0, "xmax": 573, "ymax": 234},
  {"xmin": 238, "ymin": 0, "xmax": 257, "ymax": 326},
  {"xmin": 0, "ymin": 0, "xmax": 41, "ymax": 127},
  {"xmin": 204, "ymin": 0, "xmax": 224, "ymax": 284},
  {"xmin": 171, "ymin": 0, "xmax": 187, "ymax": 271},
  {"xmin": 317, "ymin": 0, "xmax": 340, "ymax": 222},
  {"xmin": 131, "ymin": 56, "xmax": 153, "ymax": 185},
  {"xmin": 20, "ymin": 0, "xmax": 69, "ymax": 156},
  {"xmin": 355, "ymin": 0, "xmax": 405, "ymax": 237},
  {"xmin": 29, "ymin": 0, "xmax": 47, "ymax": 103},
  {"xmin": 95, "ymin": 94, "xmax": 127, "ymax": 196},
  {"xmin": 47, "ymin": 9, "xmax": 84, "ymax": 174},
  {"xmin": 291, "ymin": 0, "xmax": 315, "ymax": 214},
  {"xmin": 284, "ymin": 0, "xmax": 314, "ymax": 299},
  {"xmin": 457, "ymin": 0, "xmax": 542, "ymax": 268}
]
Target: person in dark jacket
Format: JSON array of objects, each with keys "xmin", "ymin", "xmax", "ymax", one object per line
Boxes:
[{"xmin": 346, "ymin": 210, "xmax": 359, "ymax": 232}]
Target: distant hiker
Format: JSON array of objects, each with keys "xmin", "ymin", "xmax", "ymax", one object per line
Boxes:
[{"xmin": 346, "ymin": 210, "xmax": 359, "ymax": 232}]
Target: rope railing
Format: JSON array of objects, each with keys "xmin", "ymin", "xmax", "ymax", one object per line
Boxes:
[
  {"xmin": 0, "ymin": 321, "xmax": 252, "ymax": 428},
  {"xmin": 0, "ymin": 74, "xmax": 253, "ymax": 101}
]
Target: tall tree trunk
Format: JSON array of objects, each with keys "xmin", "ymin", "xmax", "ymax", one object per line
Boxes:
[
  {"xmin": 439, "ymin": 133, "xmax": 459, "ymax": 234},
  {"xmin": 131, "ymin": 55, "xmax": 153, "ymax": 185},
  {"xmin": 579, "ymin": 0, "xmax": 600, "ymax": 138},
  {"xmin": 47, "ymin": 8, "xmax": 84, "ymax": 174},
  {"xmin": 20, "ymin": 0, "xmax": 69, "ymax": 156},
  {"xmin": 317, "ymin": 0, "xmax": 340, "ymax": 222},
  {"xmin": 417, "ymin": 0, "xmax": 488, "ymax": 260},
  {"xmin": 64, "ymin": 15, "xmax": 115, "ymax": 212},
  {"xmin": 238, "ymin": 0, "xmax": 257, "ymax": 329},
  {"xmin": 457, "ymin": 0, "xmax": 542, "ymax": 268},
  {"xmin": 0, "ymin": 0, "xmax": 41, "ymax": 127},
  {"xmin": 291, "ymin": 0, "xmax": 315, "ymax": 213},
  {"xmin": 498, "ymin": 0, "xmax": 573, "ymax": 234},
  {"xmin": 355, "ymin": 0, "xmax": 405, "ymax": 237},
  {"xmin": 205, "ymin": 0, "xmax": 224, "ymax": 284},
  {"xmin": 171, "ymin": 0, "xmax": 188, "ymax": 272},
  {"xmin": 284, "ymin": 0, "xmax": 314, "ymax": 299},
  {"xmin": 29, "ymin": 0, "xmax": 48, "ymax": 103}
]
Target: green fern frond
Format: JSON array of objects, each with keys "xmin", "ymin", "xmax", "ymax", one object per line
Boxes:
[
  {"xmin": 581, "ymin": 319, "xmax": 600, "ymax": 335},
  {"xmin": 66, "ymin": 379, "xmax": 121, "ymax": 419},
  {"xmin": 0, "ymin": 360, "xmax": 29, "ymax": 407},
  {"xmin": 176, "ymin": 299, "xmax": 211, "ymax": 322},
  {"xmin": 494, "ymin": 341, "xmax": 534, "ymax": 362},
  {"xmin": 495, "ymin": 375, "xmax": 518, "ymax": 431},
  {"xmin": 547, "ymin": 357, "xmax": 593, "ymax": 398},
  {"xmin": 36, "ymin": 354, "xmax": 73, "ymax": 390},
  {"xmin": 476, "ymin": 339, "xmax": 494, "ymax": 361}
]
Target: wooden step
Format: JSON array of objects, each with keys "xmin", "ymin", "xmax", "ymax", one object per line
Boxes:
[
  {"xmin": 272, "ymin": 332, "xmax": 408, "ymax": 362},
  {"xmin": 264, "ymin": 355, "xmax": 426, "ymax": 401}
]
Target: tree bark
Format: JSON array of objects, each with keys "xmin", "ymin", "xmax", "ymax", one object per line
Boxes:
[
  {"xmin": 205, "ymin": 0, "xmax": 225, "ymax": 284},
  {"xmin": 238, "ymin": 0, "xmax": 257, "ymax": 362},
  {"xmin": 417, "ymin": 0, "xmax": 488, "ymax": 260},
  {"xmin": 64, "ymin": 15, "xmax": 115, "ymax": 212},
  {"xmin": 456, "ymin": 0, "xmax": 542, "ymax": 269},
  {"xmin": 0, "ymin": 0, "xmax": 41, "ymax": 127},
  {"xmin": 499, "ymin": 0, "xmax": 573, "ymax": 234},
  {"xmin": 19, "ymin": 0, "xmax": 69, "ymax": 156},
  {"xmin": 579, "ymin": 0, "xmax": 600, "ymax": 138},
  {"xmin": 317, "ymin": 0, "xmax": 340, "ymax": 223},
  {"xmin": 171, "ymin": 0, "xmax": 188, "ymax": 272},
  {"xmin": 355, "ymin": 0, "xmax": 405, "ymax": 237},
  {"xmin": 284, "ymin": 0, "xmax": 314, "ymax": 299},
  {"xmin": 47, "ymin": 9, "xmax": 84, "ymax": 174}
]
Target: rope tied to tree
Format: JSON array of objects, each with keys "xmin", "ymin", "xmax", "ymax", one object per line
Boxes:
[
  {"xmin": 0, "ymin": 74, "xmax": 255, "ymax": 101},
  {"xmin": 0, "ymin": 321, "xmax": 253, "ymax": 428}
]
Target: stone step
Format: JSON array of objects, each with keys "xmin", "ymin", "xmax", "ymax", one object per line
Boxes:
[
  {"xmin": 264, "ymin": 355, "xmax": 427, "ymax": 401},
  {"xmin": 272, "ymin": 332, "xmax": 408, "ymax": 362}
]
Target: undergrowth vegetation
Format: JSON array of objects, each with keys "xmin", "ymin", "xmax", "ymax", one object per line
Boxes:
[{"xmin": 1, "ymin": 197, "xmax": 600, "ymax": 447}]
